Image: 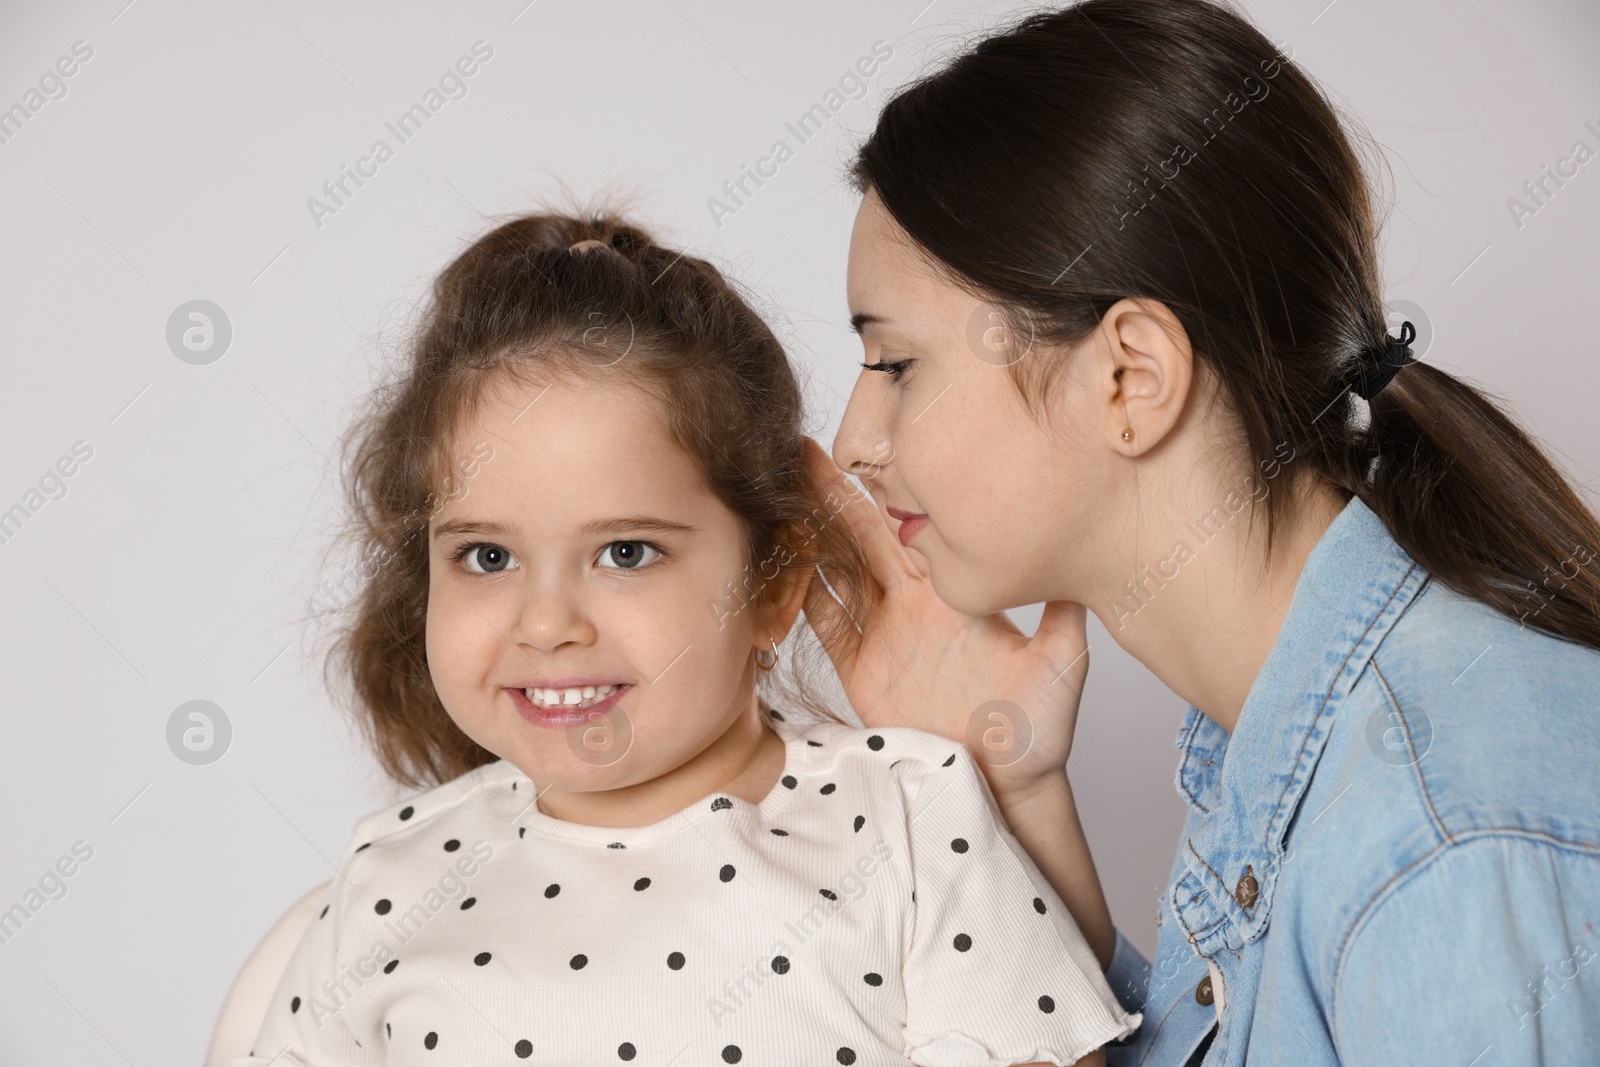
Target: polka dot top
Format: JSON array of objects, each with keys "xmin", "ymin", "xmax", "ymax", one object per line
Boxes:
[{"xmin": 225, "ymin": 713, "xmax": 1140, "ymax": 1067}]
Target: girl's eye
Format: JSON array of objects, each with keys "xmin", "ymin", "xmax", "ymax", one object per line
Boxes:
[
  {"xmin": 597, "ymin": 540, "xmax": 663, "ymax": 571},
  {"xmin": 451, "ymin": 542, "xmax": 516, "ymax": 574},
  {"xmin": 860, "ymin": 357, "xmax": 913, "ymax": 382}
]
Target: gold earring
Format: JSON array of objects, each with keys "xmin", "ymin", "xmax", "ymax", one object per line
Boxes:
[
  {"xmin": 1121, "ymin": 428, "xmax": 1134, "ymax": 442},
  {"xmin": 754, "ymin": 638, "xmax": 780, "ymax": 672}
]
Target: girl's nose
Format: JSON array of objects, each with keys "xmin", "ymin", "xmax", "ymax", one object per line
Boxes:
[{"xmin": 512, "ymin": 582, "xmax": 598, "ymax": 653}]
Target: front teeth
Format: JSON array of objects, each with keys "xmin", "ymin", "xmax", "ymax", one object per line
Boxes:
[{"xmin": 525, "ymin": 684, "xmax": 620, "ymax": 710}]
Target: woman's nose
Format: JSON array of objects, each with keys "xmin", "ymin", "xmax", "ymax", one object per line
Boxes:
[{"xmin": 833, "ymin": 380, "xmax": 893, "ymax": 478}]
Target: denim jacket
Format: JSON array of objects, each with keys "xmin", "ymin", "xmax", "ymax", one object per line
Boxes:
[{"xmin": 1103, "ymin": 494, "xmax": 1600, "ymax": 1066}]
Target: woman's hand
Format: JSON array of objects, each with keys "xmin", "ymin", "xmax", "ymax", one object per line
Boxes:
[
  {"xmin": 798, "ymin": 436, "xmax": 1092, "ymax": 802},
  {"xmin": 799, "ymin": 436, "xmax": 1117, "ymax": 965}
]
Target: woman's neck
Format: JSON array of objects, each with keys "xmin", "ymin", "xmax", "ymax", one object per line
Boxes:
[
  {"xmin": 1106, "ymin": 480, "xmax": 1351, "ymax": 733},
  {"xmin": 532, "ymin": 697, "xmax": 788, "ymax": 827}
]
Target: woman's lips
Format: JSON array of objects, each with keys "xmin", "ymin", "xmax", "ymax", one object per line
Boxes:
[{"xmin": 886, "ymin": 506, "xmax": 929, "ymax": 547}]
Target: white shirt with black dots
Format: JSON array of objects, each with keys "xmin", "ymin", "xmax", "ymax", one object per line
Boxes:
[{"xmin": 225, "ymin": 714, "xmax": 1140, "ymax": 1067}]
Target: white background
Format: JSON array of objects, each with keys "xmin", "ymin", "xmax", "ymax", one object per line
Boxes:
[{"xmin": 1, "ymin": 0, "xmax": 1596, "ymax": 1063}]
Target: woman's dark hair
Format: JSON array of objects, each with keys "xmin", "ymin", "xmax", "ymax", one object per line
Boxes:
[
  {"xmin": 314, "ymin": 210, "xmax": 871, "ymax": 788},
  {"xmin": 850, "ymin": 0, "xmax": 1600, "ymax": 652}
]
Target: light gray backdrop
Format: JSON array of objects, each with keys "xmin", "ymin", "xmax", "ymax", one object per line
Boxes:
[{"xmin": 2, "ymin": 0, "xmax": 1597, "ymax": 1063}]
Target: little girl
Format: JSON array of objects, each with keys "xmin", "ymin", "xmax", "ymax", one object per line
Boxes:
[{"xmin": 227, "ymin": 212, "xmax": 1138, "ymax": 1066}]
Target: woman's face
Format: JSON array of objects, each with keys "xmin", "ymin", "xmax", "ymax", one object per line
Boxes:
[
  {"xmin": 424, "ymin": 370, "xmax": 777, "ymax": 794},
  {"xmin": 834, "ymin": 189, "xmax": 1112, "ymax": 615}
]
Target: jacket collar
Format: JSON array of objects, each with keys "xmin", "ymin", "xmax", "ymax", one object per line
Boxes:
[{"xmin": 1168, "ymin": 494, "xmax": 1429, "ymax": 953}]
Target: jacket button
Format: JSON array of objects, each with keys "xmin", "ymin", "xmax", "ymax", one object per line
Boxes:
[
  {"xmin": 1195, "ymin": 975, "xmax": 1214, "ymax": 1006},
  {"xmin": 1235, "ymin": 871, "xmax": 1259, "ymax": 908}
]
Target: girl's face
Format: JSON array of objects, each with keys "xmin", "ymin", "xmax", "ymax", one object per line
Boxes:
[
  {"xmin": 424, "ymin": 370, "xmax": 791, "ymax": 799},
  {"xmin": 833, "ymin": 189, "xmax": 1115, "ymax": 615}
]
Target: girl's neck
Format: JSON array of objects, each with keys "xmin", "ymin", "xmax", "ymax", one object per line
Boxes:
[{"xmin": 532, "ymin": 696, "xmax": 788, "ymax": 828}]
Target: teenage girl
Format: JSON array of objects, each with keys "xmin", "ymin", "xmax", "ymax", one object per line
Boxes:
[
  {"xmin": 803, "ymin": 1, "xmax": 1600, "ymax": 1065},
  {"xmin": 224, "ymin": 212, "xmax": 1138, "ymax": 1067}
]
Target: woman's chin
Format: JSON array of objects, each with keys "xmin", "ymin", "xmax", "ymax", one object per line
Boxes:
[
  {"xmin": 927, "ymin": 563, "xmax": 1007, "ymax": 618},
  {"xmin": 928, "ymin": 553, "xmax": 1052, "ymax": 619}
]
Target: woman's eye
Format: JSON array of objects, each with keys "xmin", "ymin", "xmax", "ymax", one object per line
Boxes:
[
  {"xmin": 452, "ymin": 542, "xmax": 516, "ymax": 574},
  {"xmin": 860, "ymin": 356, "xmax": 913, "ymax": 382},
  {"xmin": 597, "ymin": 540, "xmax": 662, "ymax": 570}
]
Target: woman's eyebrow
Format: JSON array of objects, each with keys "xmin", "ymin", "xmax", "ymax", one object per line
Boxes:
[
  {"xmin": 852, "ymin": 313, "xmax": 918, "ymax": 348},
  {"xmin": 849, "ymin": 312, "xmax": 884, "ymax": 335}
]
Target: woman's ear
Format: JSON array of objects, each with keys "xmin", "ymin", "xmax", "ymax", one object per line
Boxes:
[{"xmin": 1094, "ymin": 297, "xmax": 1194, "ymax": 456}]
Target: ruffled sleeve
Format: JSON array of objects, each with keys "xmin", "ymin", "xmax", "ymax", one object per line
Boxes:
[{"xmin": 895, "ymin": 740, "xmax": 1140, "ymax": 1066}]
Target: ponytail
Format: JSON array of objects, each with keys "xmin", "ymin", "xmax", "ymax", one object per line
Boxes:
[{"xmin": 1349, "ymin": 360, "xmax": 1600, "ymax": 650}]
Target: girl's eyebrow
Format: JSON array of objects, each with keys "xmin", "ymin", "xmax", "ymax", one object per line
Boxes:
[
  {"xmin": 431, "ymin": 518, "xmax": 510, "ymax": 543},
  {"xmin": 431, "ymin": 516, "xmax": 697, "ymax": 542},
  {"xmin": 580, "ymin": 516, "xmax": 698, "ymax": 537}
]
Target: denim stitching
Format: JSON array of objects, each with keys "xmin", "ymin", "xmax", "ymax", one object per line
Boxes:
[
  {"xmin": 1266, "ymin": 564, "xmax": 1420, "ymax": 847},
  {"xmin": 1177, "ymin": 714, "xmax": 1214, "ymax": 815},
  {"xmin": 1133, "ymin": 984, "xmax": 1194, "ymax": 1067},
  {"xmin": 1174, "ymin": 854, "xmax": 1231, "ymax": 943},
  {"xmin": 1329, "ymin": 829, "xmax": 1600, "ymax": 1042},
  {"xmin": 1187, "ymin": 837, "xmax": 1233, "ymax": 910},
  {"xmin": 1171, "ymin": 880, "xmax": 1213, "ymax": 946},
  {"xmin": 1369, "ymin": 657, "xmax": 1454, "ymax": 846}
]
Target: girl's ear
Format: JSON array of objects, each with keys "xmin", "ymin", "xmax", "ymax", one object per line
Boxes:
[{"xmin": 759, "ymin": 557, "xmax": 814, "ymax": 647}]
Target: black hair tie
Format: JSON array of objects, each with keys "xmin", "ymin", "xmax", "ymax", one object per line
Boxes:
[{"xmin": 1349, "ymin": 320, "xmax": 1417, "ymax": 400}]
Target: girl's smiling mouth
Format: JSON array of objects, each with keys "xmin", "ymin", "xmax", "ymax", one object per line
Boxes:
[{"xmin": 509, "ymin": 683, "xmax": 631, "ymax": 726}]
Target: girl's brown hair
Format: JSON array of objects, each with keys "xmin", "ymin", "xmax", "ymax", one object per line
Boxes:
[
  {"xmin": 315, "ymin": 210, "xmax": 871, "ymax": 789},
  {"xmin": 850, "ymin": 0, "xmax": 1600, "ymax": 652}
]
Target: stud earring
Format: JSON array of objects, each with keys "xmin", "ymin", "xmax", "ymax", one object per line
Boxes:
[
  {"xmin": 754, "ymin": 639, "xmax": 780, "ymax": 672},
  {"xmin": 1121, "ymin": 428, "xmax": 1134, "ymax": 442}
]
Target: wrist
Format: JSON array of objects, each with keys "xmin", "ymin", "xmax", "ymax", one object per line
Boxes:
[{"xmin": 985, "ymin": 763, "xmax": 1072, "ymax": 813}]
